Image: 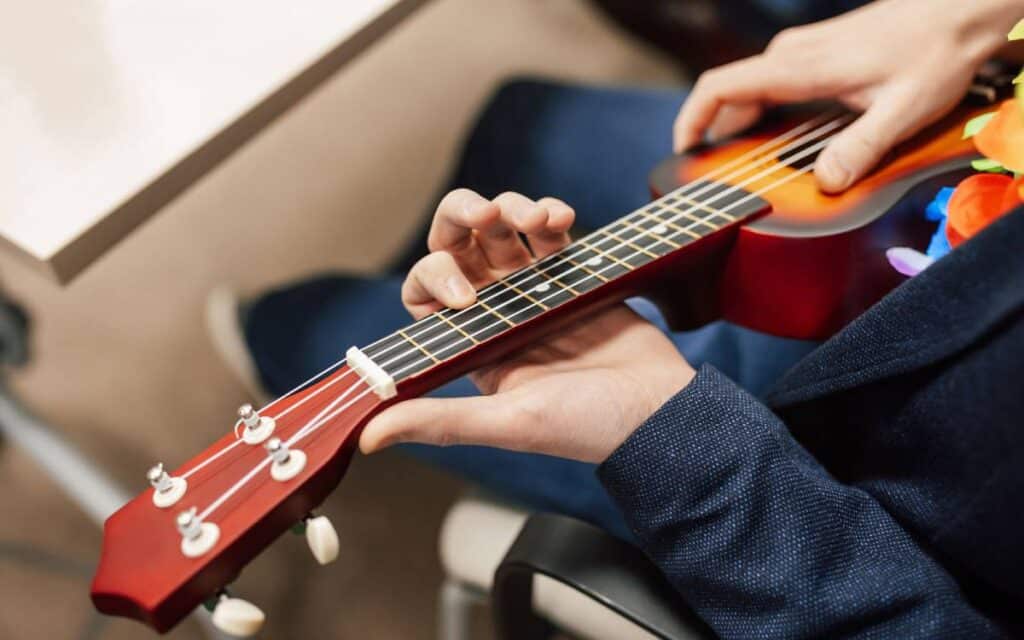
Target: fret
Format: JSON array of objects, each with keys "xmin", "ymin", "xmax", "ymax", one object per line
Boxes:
[
  {"xmin": 674, "ymin": 193, "xmax": 736, "ymax": 223},
  {"xmin": 538, "ymin": 251, "xmax": 608, "ymax": 294},
  {"xmin": 576, "ymin": 236, "xmax": 641, "ymax": 271},
  {"xmin": 483, "ymin": 284, "xmax": 548, "ymax": 325},
  {"xmin": 505, "ymin": 280, "xmax": 549, "ymax": 310},
  {"xmin": 453, "ymin": 299, "xmax": 524, "ymax": 347},
  {"xmin": 375, "ymin": 340, "xmax": 433, "ymax": 381},
  {"xmin": 477, "ymin": 298, "xmax": 515, "ymax": 327},
  {"xmin": 509, "ymin": 263, "xmax": 578, "ymax": 307},
  {"xmin": 636, "ymin": 208, "xmax": 702, "ymax": 240},
  {"xmin": 609, "ymin": 218, "xmax": 681, "ymax": 254},
  {"xmin": 647, "ymin": 201, "xmax": 715, "ymax": 234},
  {"xmin": 587, "ymin": 232, "xmax": 652, "ymax": 269},
  {"xmin": 597, "ymin": 225, "xmax": 660, "ymax": 259},
  {"xmin": 437, "ymin": 312, "xmax": 479, "ymax": 344},
  {"xmin": 398, "ymin": 328, "xmax": 440, "ymax": 364},
  {"xmin": 362, "ymin": 333, "xmax": 410, "ymax": 374},
  {"xmin": 377, "ymin": 319, "xmax": 473, "ymax": 380},
  {"xmin": 562, "ymin": 243, "xmax": 630, "ymax": 283},
  {"xmin": 626, "ymin": 211, "xmax": 686, "ymax": 246},
  {"xmin": 693, "ymin": 182, "xmax": 752, "ymax": 219},
  {"xmin": 563, "ymin": 256, "xmax": 607, "ymax": 284},
  {"xmin": 656, "ymin": 200, "xmax": 720, "ymax": 236}
]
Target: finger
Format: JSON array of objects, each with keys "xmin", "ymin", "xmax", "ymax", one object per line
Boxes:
[
  {"xmin": 479, "ymin": 192, "xmax": 549, "ymax": 269},
  {"xmin": 427, "ymin": 188, "xmax": 502, "ymax": 253},
  {"xmin": 359, "ymin": 395, "xmax": 517, "ymax": 454},
  {"xmin": 528, "ymin": 197, "xmax": 575, "ymax": 257},
  {"xmin": 673, "ymin": 55, "xmax": 843, "ymax": 153},
  {"xmin": 706, "ymin": 103, "xmax": 763, "ymax": 143},
  {"xmin": 815, "ymin": 86, "xmax": 928, "ymax": 193},
  {"xmin": 401, "ymin": 251, "xmax": 476, "ymax": 318}
]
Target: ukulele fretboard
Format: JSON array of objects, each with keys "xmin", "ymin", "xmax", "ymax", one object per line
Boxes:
[{"xmin": 360, "ymin": 180, "xmax": 770, "ymax": 383}]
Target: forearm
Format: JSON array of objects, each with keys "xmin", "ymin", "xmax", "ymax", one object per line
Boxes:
[
  {"xmin": 598, "ymin": 365, "xmax": 1004, "ymax": 639},
  {"xmin": 957, "ymin": 0, "xmax": 1024, "ymax": 64}
]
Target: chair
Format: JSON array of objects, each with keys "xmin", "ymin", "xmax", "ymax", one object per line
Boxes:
[{"xmin": 438, "ymin": 494, "xmax": 713, "ymax": 640}]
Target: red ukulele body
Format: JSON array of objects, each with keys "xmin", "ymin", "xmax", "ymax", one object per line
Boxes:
[
  {"xmin": 646, "ymin": 107, "xmax": 985, "ymax": 339},
  {"xmin": 91, "ymin": 99, "xmax": 996, "ymax": 634}
]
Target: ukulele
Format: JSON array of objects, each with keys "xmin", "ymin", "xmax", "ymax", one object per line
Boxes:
[{"xmin": 90, "ymin": 79, "xmax": 1013, "ymax": 636}]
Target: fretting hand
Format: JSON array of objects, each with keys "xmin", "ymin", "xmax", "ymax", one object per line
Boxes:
[
  {"xmin": 359, "ymin": 189, "xmax": 693, "ymax": 463},
  {"xmin": 674, "ymin": 0, "xmax": 1022, "ymax": 193}
]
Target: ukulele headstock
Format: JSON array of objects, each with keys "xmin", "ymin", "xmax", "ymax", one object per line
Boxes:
[{"xmin": 90, "ymin": 361, "xmax": 385, "ymax": 634}]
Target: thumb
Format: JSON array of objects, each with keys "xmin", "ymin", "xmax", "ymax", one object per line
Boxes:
[
  {"xmin": 815, "ymin": 89, "xmax": 919, "ymax": 193},
  {"xmin": 359, "ymin": 394, "xmax": 515, "ymax": 454}
]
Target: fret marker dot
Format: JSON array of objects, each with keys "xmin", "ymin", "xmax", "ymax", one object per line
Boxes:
[
  {"xmin": 652, "ymin": 224, "xmax": 668, "ymax": 235},
  {"xmin": 534, "ymin": 282, "xmax": 551, "ymax": 293},
  {"xmin": 586, "ymin": 256, "xmax": 602, "ymax": 267}
]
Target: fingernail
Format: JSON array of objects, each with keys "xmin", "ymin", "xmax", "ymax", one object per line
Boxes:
[
  {"xmin": 446, "ymin": 276, "xmax": 472, "ymax": 301},
  {"xmin": 818, "ymin": 153, "xmax": 852, "ymax": 192}
]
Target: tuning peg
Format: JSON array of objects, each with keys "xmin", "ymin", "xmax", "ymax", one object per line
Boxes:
[
  {"xmin": 176, "ymin": 507, "xmax": 220, "ymax": 558},
  {"xmin": 266, "ymin": 438, "xmax": 306, "ymax": 481},
  {"xmin": 208, "ymin": 592, "xmax": 265, "ymax": 638},
  {"xmin": 147, "ymin": 463, "xmax": 187, "ymax": 508},
  {"xmin": 238, "ymin": 404, "xmax": 275, "ymax": 445},
  {"xmin": 304, "ymin": 514, "xmax": 339, "ymax": 565}
]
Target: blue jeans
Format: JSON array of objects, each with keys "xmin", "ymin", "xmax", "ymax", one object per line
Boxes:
[{"xmin": 245, "ymin": 80, "xmax": 818, "ymax": 539}]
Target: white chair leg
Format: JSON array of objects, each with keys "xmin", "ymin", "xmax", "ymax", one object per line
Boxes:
[{"xmin": 438, "ymin": 578, "xmax": 486, "ymax": 640}]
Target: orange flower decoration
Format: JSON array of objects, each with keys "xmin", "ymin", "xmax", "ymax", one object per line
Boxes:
[
  {"xmin": 973, "ymin": 100, "xmax": 1024, "ymax": 173},
  {"xmin": 945, "ymin": 174, "xmax": 1024, "ymax": 247}
]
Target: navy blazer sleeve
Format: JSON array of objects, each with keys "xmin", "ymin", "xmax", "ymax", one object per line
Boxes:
[{"xmin": 597, "ymin": 364, "xmax": 1003, "ymax": 639}]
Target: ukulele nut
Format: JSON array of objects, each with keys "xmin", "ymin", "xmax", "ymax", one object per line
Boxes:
[
  {"xmin": 237, "ymin": 404, "xmax": 275, "ymax": 445},
  {"xmin": 148, "ymin": 463, "xmax": 187, "ymax": 508},
  {"xmin": 346, "ymin": 346, "xmax": 397, "ymax": 400}
]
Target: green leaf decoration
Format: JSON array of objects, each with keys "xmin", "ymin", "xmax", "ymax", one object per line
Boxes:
[
  {"xmin": 972, "ymin": 158, "xmax": 1006, "ymax": 173},
  {"xmin": 963, "ymin": 112, "xmax": 996, "ymax": 139},
  {"xmin": 1010, "ymin": 19, "xmax": 1024, "ymax": 41},
  {"xmin": 1015, "ymin": 68, "xmax": 1024, "ymax": 85}
]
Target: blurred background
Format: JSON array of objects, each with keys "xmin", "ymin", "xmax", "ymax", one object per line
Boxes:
[{"xmin": 0, "ymin": 0, "xmax": 687, "ymax": 637}]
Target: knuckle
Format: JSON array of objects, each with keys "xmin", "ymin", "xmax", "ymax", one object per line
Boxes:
[
  {"xmin": 768, "ymin": 27, "xmax": 804, "ymax": 51},
  {"xmin": 494, "ymin": 190, "xmax": 524, "ymax": 205},
  {"xmin": 692, "ymin": 70, "xmax": 716, "ymax": 93},
  {"xmin": 438, "ymin": 188, "xmax": 473, "ymax": 211},
  {"xmin": 418, "ymin": 250, "xmax": 453, "ymax": 276}
]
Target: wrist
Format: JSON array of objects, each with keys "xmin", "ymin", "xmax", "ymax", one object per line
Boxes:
[
  {"xmin": 598, "ymin": 358, "xmax": 694, "ymax": 463},
  {"xmin": 953, "ymin": 0, "xmax": 1023, "ymax": 66},
  {"xmin": 631, "ymin": 358, "xmax": 696, "ymax": 434}
]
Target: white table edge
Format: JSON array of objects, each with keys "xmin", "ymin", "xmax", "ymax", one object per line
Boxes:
[{"xmin": 5, "ymin": 0, "xmax": 427, "ymax": 286}]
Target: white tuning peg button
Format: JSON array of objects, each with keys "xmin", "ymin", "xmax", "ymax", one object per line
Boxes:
[
  {"xmin": 211, "ymin": 594, "xmax": 266, "ymax": 638},
  {"xmin": 147, "ymin": 463, "xmax": 187, "ymax": 509},
  {"xmin": 305, "ymin": 515, "xmax": 339, "ymax": 565},
  {"xmin": 238, "ymin": 404, "xmax": 275, "ymax": 445}
]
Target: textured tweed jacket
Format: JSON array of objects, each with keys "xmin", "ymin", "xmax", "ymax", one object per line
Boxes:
[{"xmin": 598, "ymin": 208, "xmax": 1024, "ymax": 638}]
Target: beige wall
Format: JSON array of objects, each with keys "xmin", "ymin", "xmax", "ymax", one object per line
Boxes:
[{"xmin": 0, "ymin": 1, "xmax": 681, "ymax": 637}]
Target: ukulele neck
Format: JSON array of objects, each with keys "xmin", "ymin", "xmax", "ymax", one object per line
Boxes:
[{"xmin": 353, "ymin": 182, "xmax": 771, "ymax": 397}]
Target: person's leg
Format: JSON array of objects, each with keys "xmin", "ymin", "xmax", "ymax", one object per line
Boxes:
[{"xmin": 390, "ymin": 79, "xmax": 687, "ymax": 272}]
